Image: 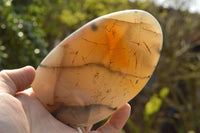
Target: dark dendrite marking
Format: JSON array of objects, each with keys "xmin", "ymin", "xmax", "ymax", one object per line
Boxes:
[
  {"xmin": 135, "ymin": 79, "xmax": 139, "ymax": 84},
  {"xmin": 94, "ymin": 72, "xmax": 100, "ymax": 78},
  {"xmin": 91, "ymin": 23, "xmax": 98, "ymax": 31}
]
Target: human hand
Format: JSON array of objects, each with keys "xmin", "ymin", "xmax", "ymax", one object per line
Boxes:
[{"xmin": 0, "ymin": 66, "xmax": 131, "ymax": 133}]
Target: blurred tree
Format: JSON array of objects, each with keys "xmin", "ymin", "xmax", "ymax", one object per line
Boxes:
[
  {"xmin": 42, "ymin": 0, "xmax": 129, "ymax": 50},
  {"xmin": 130, "ymin": 1, "xmax": 200, "ymax": 132},
  {"xmin": 157, "ymin": 8, "xmax": 200, "ymax": 132},
  {"xmin": 0, "ymin": 0, "xmax": 48, "ymax": 69}
]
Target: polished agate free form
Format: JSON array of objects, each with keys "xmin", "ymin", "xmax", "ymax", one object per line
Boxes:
[{"xmin": 31, "ymin": 10, "xmax": 163, "ymax": 127}]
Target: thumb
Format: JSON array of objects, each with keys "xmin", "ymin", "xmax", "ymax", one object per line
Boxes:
[
  {"xmin": 96, "ymin": 103, "xmax": 131, "ymax": 133},
  {"xmin": 0, "ymin": 66, "xmax": 35, "ymax": 95}
]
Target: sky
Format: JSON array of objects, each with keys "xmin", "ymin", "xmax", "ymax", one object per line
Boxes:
[
  {"xmin": 186, "ymin": 0, "xmax": 200, "ymax": 13},
  {"xmin": 154, "ymin": 0, "xmax": 200, "ymax": 13}
]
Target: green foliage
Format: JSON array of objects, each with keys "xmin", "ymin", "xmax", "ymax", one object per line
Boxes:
[
  {"xmin": 144, "ymin": 88, "xmax": 169, "ymax": 132},
  {"xmin": 126, "ymin": 119, "xmax": 140, "ymax": 133},
  {"xmin": 159, "ymin": 87, "xmax": 170, "ymax": 99},
  {"xmin": 144, "ymin": 94, "xmax": 162, "ymax": 118},
  {"xmin": 0, "ymin": 0, "xmax": 48, "ymax": 69},
  {"xmin": 42, "ymin": 0, "xmax": 129, "ymax": 50}
]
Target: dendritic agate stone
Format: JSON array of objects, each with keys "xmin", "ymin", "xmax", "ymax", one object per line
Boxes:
[{"xmin": 31, "ymin": 10, "xmax": 163, "ymax": 127}]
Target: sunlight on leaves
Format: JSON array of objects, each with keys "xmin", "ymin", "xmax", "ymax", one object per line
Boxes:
[
  {"xmin": 144, "ymin": 94, "xmax": 162, "ymax": 117},
  {"xmin": 159, "ymin": 87, "xmax": 170, "ymax": 99},
  {"xmin": 144, "ymin": 87, "xmax": 170, "ymax": 120}
]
